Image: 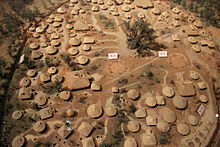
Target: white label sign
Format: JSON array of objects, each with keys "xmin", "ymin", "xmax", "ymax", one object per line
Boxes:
[
  {"xmin": 197, "ymin": 104, "xmax": 205, "ymax": 116},
  {"xmin": 108, "ymin": 53, "xmax": 118, "ymax": 60},
  {"xmin": 158, "ymin": 51, "xmax": 168, "ymax": 57},
  {"xmin": 19, "ymin": 54, "xmax": 25, "ymax": 64}
]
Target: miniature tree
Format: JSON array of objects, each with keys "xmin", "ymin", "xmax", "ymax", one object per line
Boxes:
[{"xmin": 123, "ymin": 19, "xmax": 164, "ymax": 57}]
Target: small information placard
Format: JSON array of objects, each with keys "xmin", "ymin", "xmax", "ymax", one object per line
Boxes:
[
  {"xmin": 197, "ymin": 104, "xmax": 205, "ymax": 116},
  {"xmin": 158, "ymin": 51, "xmax": 168, "ymax": 57},
  {"xmin": 108, "ymin": 53, "xmax": 118, "ymax": 60},
  {"xmin": 19, "ymin": 54, "xmax": 25, "ymax": 64}
]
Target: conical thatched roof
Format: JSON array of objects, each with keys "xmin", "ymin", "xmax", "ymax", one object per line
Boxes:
[
  {"xmin": 82, "ymin": 45, "xmax": 91, "ymax": 51},
  {"xmin": 127, "ymin": 89, "xmax": 139, "ymax": 100},
  {"xmin": 48, "ymin": 67, "xmax": 58, "ymax": 75},
  {"xmin": 59, "ymin": 91, "xmax": 71, "ymax": 101},
  {"xmin": 121, "ymin": 5, "xmax": 130, "ymax": 12},
  {"xmin": 177, "ymin": 123, "xmax": 190, "ymax": 136},
  {"xmin": 12, "ymin": 110, "xmax": 23, "ymax": 120},
  {"xmin": 145, "ymin": 96, "xmax": 157, "ymax": 107},
  {"xmin": 57, "ymin": 7, "xmax": 66, "ymax": 14},
  {"xmin": 40, "ymin": 73, "xmax": 51, "ymax": 83},
  {"xmin": 18, "ymin": 87, "xmax": 32, "ymax": 100},
  {"xmin": 135, "ymin": 108, "xmax": 147, "ymax": 118},
  {"xmin": 26, "ymin": 69, "xmax": 37, "ymax": 77},
  {"xmin": 83, "ymin": 36, "xmax": 95, "ymax": 44},
  {"xmin": 66, "ymin": 108, "xmax": 75, "ymax": 117},
  {"xmin": 29, "ymin": 43, "xmax": 39, "ymax": 50},
  {"xmin": 32, "ymin": 51, "xmax": 43, "ymax": 60},
  {"xmin": 87, "ymin": 104, "xmax": 103, "ymax": 118},
  {"xmin": 127, "ymin": 120, "xmax": 140, "ymax": 133},
  {"xmin": 45, "ymin": 46, "xmax": 58, "ymax": 55},
  {"xmin": 157, "ymin": 121, "xmax": 170, "ymax": 133},
  {"xmin": 33, "ymin": 121, "xmax": 46, "ymax": 133},
  {"xmin": 68, "ymin": 48, "xmax": 79, "ymax": 56},
  {"xmin": 77, "ymin": 55, "xmax": 89, "ymax": 65},
  {"xmin": 173, "ymin": 95, "xmax": 187, "ymax": 109},
  {"xmin": 162, "ymin": 86, "xmax": 175, "ymax": 97},
  {"xmin": 12, "ymin": 136, "xmax": 26, "ymax": 147},
  {"xmin": 160, "ymin": 107, "xmax": 176, "ymax": 123},
  {"xmin": 135, "ymin": 0, "xmax": 154, "ymax": 8},
  {"xmin": 34, "ymin": 93, "xmax": 48, "ymax": 106},
  {"xmin": 124, "ymin": 137, "xmax": 137, "ymax": 147},
  {"xmin": 38, "ymin": 107, "xmax": 53, "ymax": 120},
  {"xmin": 190, "ymin": 71, "xmax": 199, "ymax": 80},
  {"xmin": 188, "ymin": 115, "xmax": 199, "ymax": 126},
  {"xmin": 198, "ymin": 95, "xmax": 208, "ymax": 103},
  {"xmin": 69, "ymin": 38, "xmax": 81, "ymax": 46},
  {"xmin": 105, "ymin": 106, "xmax": 117, "ymax": 117},
  {"xmin": 146, "ymin": 115, "xmax": 157, "ymax": 126},
  {"xmin": 20, "ymin": 77, "xmax": 31, "ymax": 87}
]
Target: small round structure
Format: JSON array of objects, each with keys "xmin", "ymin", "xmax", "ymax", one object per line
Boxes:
[
  {"xmin": 57, "ymin": 7, "xmax": 66, "ymax": 14},
  {"xmin": 193, "ymin": 21, "xmax": 203, "ymax": 28},
  {"xmin": 12, "ymin": 111, "xmax": 23, "ymax": 120},
  {"xmin": 124, "ymin": 137, "xmax": 137, "ymax": 147},
  {"xmin": 188, "ymin": 37, "xmax": 197, "ymax": 44},
  {"xmin": 105, "ymin": 106, "xmax": 117, "ymax": 117},
  {"xmin": 29, "ymin": 43, "xmax": 39, "ymax": 50},
  {"xmin": 36, "ymin": 26, "xmax": 45, "ymax": 33},
  {"xmin": 177, "ymin": 123, "xmax": 190, "ymax": 136},
  {"xmin": 87, "ymin": 104, "xmax": 103, "ymax": 118},
  {"xmin": 34, "ymin": 93, "xmax": 48, "ymax": 106},
  {"xmin": 192, "ymin": 45, "xmax": 201, "ymax": 53},
  {"xmin": 66, "ymin": 108, "xmax": 75, "ymax": 117},
  {"xmin": 127, "ymin": 89, "xmax": 139, "ymax": 100},
  {"xmin": 20, "ymin": 77, "xmax": 31, "ymax": 87},
  {"xmin": 190, "ymin": 71, "xmax": 199, "ymax": 80},
  {"xmin": 59, "ymin": 91, "xmax": 71, "ymax": 101},
  {"xmin": 48, "ymin": 67, "xmax": 57, "ymax": 75},
  {"xmin": 197, "ymin": 81, "xmax": 207, "ymax": 90},
  {"xmin": 82, "ymin": 45, "xmax": 91, "ymax": 51},
  {"xmin": 33, "ymin": 121, "xmax": 46, "ymax": 133},
  {"xmin": 173, "ymin": 96, "xmax": 187, "ymax": 109},
  {"xmin": 146, "ymin": 115, "xmax": 157, "ymax": 126},
  {"xmin": 121, "ymin": 5, "xmax": 130, "ymax": 12},
  {"xmin": 51, "ymin": 74, "xmax": 63, "ymax": 83},
  {"xmin": 12, "ymin": 136, "xmax": 25, "ymax": 147},
  {"xmin": 198, "ymin": 95, "xmax": 208, "ymax": 103},
  {"xmin": 77, "ymin": 55, "xmax": 89, "ymax": 65},
  {"xmin": 127, "ymin": 120, "xmax": 140, "ymax": 133},
  {"xmin": 51, "ymin": 40, "xmax": 60, "ymax": 47},
  {"xmin": 162, "ymin": 86, "xmax": 175, "ymax": 97},
  {"xmin": 160, "ymin": 107, "xmax": 176, "ymax": 123},
  {"xmin": 68, "ymin": 48, "xmax": 79, "ymax": 56},
  {"xmin": 45, "ymin": 46, "xmax": 58, "ymax": 55},
  {"xmin": 26, "ymin": 70, "xmax": 37, "ymax": 77},
  {"xmin": 188, "ymin": 115, "xmax": 199, "ymax": 126},
  {"xmin": 66, "ymin": 24, "xmax": 73, "ymax": 30},
  {"xmin": 157, "ymin": 121, "xmax": 170, "ymax": 133},
  {"xmin": 53, "ymin": 21, "xmax": 62, "ymax": 28},
  {"xmin": 145, "ymin": 96, "xmax": 157, "ymax": 107},
  {"xmin": 69, "ymin": 38, "xmax": 81, "ymax": 46},
  {"xmin": 91, "ymin": 5, "xmax": 99, "ymax": 12}
]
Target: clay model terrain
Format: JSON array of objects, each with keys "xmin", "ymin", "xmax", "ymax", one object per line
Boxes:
[{"xmin": 0, "ymin": 0, "xmax": 219, "ymax": 147}]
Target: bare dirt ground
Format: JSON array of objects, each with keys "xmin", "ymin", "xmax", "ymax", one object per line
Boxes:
[{"xmin": 1, "ymin": 0, "xmax": 220, "ymax": 147}]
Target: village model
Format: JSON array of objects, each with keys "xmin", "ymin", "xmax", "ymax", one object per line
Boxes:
[{"xmin": 0, "ymin": 0, "xmax": 219, "ymax": 147}]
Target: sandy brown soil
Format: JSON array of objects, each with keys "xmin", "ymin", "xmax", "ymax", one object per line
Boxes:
[{"xmin": 1, "ymin": 0, "xmax": 220, "ymax": 147}]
